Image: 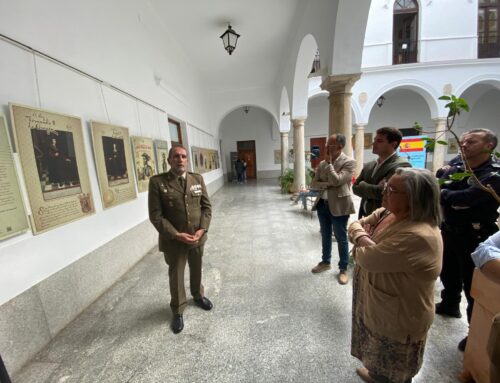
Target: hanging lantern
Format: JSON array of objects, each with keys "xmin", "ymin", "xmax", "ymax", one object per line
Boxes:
[{"xmin": 220, "ymin": 24, "xmax": 240, "ymax": 55}]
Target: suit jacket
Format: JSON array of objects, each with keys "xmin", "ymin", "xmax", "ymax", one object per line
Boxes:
[
  {"xmin": 311, "ymin": 152, "xmax": 356, "ymax": 216},
  {"xmin": 352, "ymin": 153, "xmax": 411, "ymax": 217},
  {"xmin": 148, "ymin": 170, "xmax": 212, "ymax": 254},
  {"xmin": 348, "ymin": 208, "xmax": 443, "ymax": 342}
]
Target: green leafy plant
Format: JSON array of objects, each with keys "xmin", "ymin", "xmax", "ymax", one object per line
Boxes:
[
  {"xmin": 414, "ymin": 94, "xmax": 500, "ymax": 203},
  {"xmin": 278, "ymin": 168, "xmax": 294, "ymax": 193}
]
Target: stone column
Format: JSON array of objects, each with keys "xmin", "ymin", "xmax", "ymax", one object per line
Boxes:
[
  {"xmin": 280, "ymin": 132, "xmax": 289, "ymax": 175},
  {"xmin": 432, "ymin": 118, "xmax": 447, "ymax": 173},
  {"xmin": 292, "ymin": 118, "xmax": 306, "ymax": 192},
  {"xmin": 353, "ymin": 123, "xmax": 366, "ymax": 177},
  {"xmin": 321, "ymin": 73, "xmax": 361, "ymax": 157}
]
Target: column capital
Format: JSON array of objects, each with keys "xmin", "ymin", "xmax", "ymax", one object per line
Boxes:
[
  {"xmin": 291, "ymin": 117, "xmax": 306, "ymax": 128},
  {"xmin": 353, "ymin": 123, "xmax": 367, "ymax": 130},
  {"xmin": 321, "ymin": 73, "xmax": 361, "ymax": 94},
  {"xmin": 280, "ymin": 131, "xmax": 289, "ymax": 137},
  {"xmin": 432, "ymin": 117, "xmax": 448, "ymax": 124}
]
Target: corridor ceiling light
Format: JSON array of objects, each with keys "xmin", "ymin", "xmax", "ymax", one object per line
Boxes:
[
  {"xmin": 243, "ymin": 106, "xmax": 250, "ymax": 114},
  {"xmin": 376, "ymin": 95, "xmax": 386, "ymax": 108},
  {"xmin": 220, "ymin": 23, "xmax": 240, "ymax": 55}
]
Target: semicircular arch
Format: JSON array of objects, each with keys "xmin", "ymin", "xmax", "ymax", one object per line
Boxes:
[{"xmin": 364, "ymin": 80, "xmax": 440, "ymax": 121}]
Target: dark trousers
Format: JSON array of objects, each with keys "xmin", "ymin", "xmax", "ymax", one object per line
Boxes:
[
  {"xmin": 317, "ymin": 199, "xmax": 349, "ymax": 271},
  {"xmin": 164, "ymin": 246, "xmax": 204, "ymax": 315},
  {"xmin": 440, "ymin": 223, "xmax": 498, "ymax": 322}
]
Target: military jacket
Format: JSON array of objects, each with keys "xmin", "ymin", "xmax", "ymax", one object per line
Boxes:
[{"xmin": 148, "ymin": 170, "xmax": 212, "ymax": 253}]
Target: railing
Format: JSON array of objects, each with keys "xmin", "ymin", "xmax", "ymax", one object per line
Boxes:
[
  {"xmin": 393, "ymin": 39, "xmax": 418, "ymax": 64},
  {"xmin": 478, "ymin": 32, "xmax": 500, "ymax": 58}
]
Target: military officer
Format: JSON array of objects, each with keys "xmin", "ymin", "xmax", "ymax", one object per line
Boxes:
[{"xmin": 148, "ymin": 145, "xmax": 212, "ymax": 334}]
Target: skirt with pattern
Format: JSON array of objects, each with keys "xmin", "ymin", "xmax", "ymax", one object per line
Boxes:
[{"xmin": 351, "ymin": 266, "xmax": 427, "ymax": 383}]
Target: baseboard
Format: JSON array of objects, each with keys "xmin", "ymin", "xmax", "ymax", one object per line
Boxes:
[{"xmin": 0, "ymin": 220, "xmax": 156, "ymax": 375}]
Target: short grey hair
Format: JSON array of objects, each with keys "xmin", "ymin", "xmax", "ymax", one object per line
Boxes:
[
  {"xmin": 464, "ymin": 128, "xmax": 498, "ymax": 150},
  {"xmin": 395, "ymin": 168, "xmax": 442, "ymax": 226},
  {"xmin": 330, "ymin": 133, "xmax": 346, "ymax": 148}
]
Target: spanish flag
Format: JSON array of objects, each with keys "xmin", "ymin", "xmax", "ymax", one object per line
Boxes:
[{"xmin": 399, "ymin": 137, "xmax": 425, "ymax": 152}]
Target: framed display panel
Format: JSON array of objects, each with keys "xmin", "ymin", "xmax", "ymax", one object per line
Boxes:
[
  {"xmin": 131, "ymin": 136, "xmax": 156, "ymax": 193},
  {"xmin": 154, "ymin": 140, "xmax": 169, "ymax": 174},
  {"xmin": 0, "ymin": 114, "xmax": 29, "ymax": 239},
  {"xmin": 10, "ymin": 103, "xmax": 95, "ymax": 234},
  {"xmin": 274, "ymin": 149, "xmax": 281, "ymax": 164},
  {"xmin": 90, "ymin": 121, "xmax": 137, "ymax": 208},
  {"xmin": 191, "ymin": 146, "xmax": 220, "ymax": 174}
]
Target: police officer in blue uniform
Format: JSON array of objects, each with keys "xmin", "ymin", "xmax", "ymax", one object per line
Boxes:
[{"xmin": 435, "ymin": 128, "xmax": 500, "ymax": 351}]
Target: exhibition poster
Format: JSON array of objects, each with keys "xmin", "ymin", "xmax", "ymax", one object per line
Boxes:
[
  {"xmin": 0, "ymin": 114, "xmax": 29, "ymax": 239},
  {"xmin": 154, "ymin": 140, "xmax": 169, "ymax": 174},
  {"xmin": 191, "ymin": 146, "xmax": 220, "ymax": 174},
  {"xmin": 90, "ymin": 121, "xmax": 137, "ymax": 208},
  {"xmin": 10, "ymin": 104, "xmax": 95, "ymax": 234},
  {"xmin": 131, "ymin": 136, "xmax": 156, "ymax": 193}
]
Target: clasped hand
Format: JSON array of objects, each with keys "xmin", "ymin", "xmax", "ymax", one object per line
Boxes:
[{"xmin": 176, "ymin": 229, "xmax": 205, "ymax": 244}]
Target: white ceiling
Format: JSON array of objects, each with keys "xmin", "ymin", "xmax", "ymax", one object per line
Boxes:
[{"xmin": 150, "ymin": 0, "xmax": 303, "ymax": 93}]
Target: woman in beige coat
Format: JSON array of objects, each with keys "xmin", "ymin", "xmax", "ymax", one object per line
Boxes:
[{"xmin": 348, "ymin": 168, "xmax": 443, "ymax": 383}]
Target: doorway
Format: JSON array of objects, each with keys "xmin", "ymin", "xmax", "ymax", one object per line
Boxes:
[
  {"xmin": 237, "ymin": 140, "xmax": 256, "ymax": 179},
  {"xmin": 310, "ymin": 137, "xmax": 326, "ymax": 170},
  {"xmin": 393, "ymin": 0, "xmax": 419, "ymax": 64}
]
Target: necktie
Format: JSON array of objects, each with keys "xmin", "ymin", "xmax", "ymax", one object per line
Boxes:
[{"xmin": 178, "ymin": 176, "xmax": 185, "ymax": 190}]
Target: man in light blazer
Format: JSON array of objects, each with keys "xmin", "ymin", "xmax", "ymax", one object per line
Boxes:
[
  {"xmin": 148, "ymin": 145, "xmax": 212, "ymax": 334},
  {"xmin": 310, "ymin": 134, "xmax": 356, "ymax": 284},
  {"xmin": 353, "ymin": 127, "xmax": 411, "ymax": 218}
]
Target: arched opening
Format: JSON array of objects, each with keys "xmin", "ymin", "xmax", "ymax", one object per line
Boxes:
[
  {"xmin": 366, "ymin": 88, "xmax": 433, "ymax": 166},
  {"xmin": 478, "ymin": 0, "xmax": 500, "ymax": 58},
  {"xmin": 393, "ymin": 0, "xmax": 419, "ymax": 64},
  {"xmin": 456, "ymin": 82, "xmax": 500, "ymax": 153},
  {"xmin": 219, "ymin": 106, "xmax": 280, "ymax": 182}
]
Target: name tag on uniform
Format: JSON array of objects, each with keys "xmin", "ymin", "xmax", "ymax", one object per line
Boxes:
[{"xmin": 190, "ymin": 184, "xmax": 202, "ymax": 196}]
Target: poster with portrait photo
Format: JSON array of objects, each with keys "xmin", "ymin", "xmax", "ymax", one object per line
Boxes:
[
  {"xmin": 154, "ymin": 140, "xmax": 169, "ymax": 174},
  {"xmin": 131, "ymin": 136, "xmax": 156, "ymax": 193},
  {"xmin": 90, "ymin": 121, "xmax": 137, "ymax": 209},
  {"xmin": 0, "ymin": 115, "xmax": 29, "ymax": 239},
  {"xmin": 191, "ymin": 146, "xmax": 220, "ymax": 174},
  {"xmin": 10, "ymin": 103, "xmax": 95, "ymax": 234}
]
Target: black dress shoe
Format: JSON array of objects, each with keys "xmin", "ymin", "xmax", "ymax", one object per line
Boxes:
[
  {"xmin": 171, "ymin": 314, "xmax": 183, "ymax": 334},
  {"xmin": 435, "ymin": 302, "xmax": 462, "ymax": 318},
  {"xmin": 194, "ymin": 297, "xmax": 213, "ymax": 311},
  {"xmin": 458, "ymin": 336, "xmax": 468, "ymax": 352}
]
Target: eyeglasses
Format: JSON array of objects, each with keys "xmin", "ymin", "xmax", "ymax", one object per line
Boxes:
[{"xmin": 382, "ymin": 182, "xmax": 406, "ymax": 195}]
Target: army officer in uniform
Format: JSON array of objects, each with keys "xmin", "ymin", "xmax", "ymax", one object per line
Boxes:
[{"xmin": 148, "ymin": 145, "xmax": 213, "ymax": 334}]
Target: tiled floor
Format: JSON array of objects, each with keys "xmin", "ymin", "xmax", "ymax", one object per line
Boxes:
[{"xmin": 14, "ymin": 179, "xmax": 469, "ymax": 383}]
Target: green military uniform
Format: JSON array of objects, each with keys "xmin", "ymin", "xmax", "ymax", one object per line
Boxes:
[{"xmin": 148, "ymin": 170, "xmax": 212, "ymax": 314}]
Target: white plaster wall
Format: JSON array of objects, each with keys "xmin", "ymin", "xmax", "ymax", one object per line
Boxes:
[
  {"xmin": 362, "ymin": 0, "xmax": 478, "ymax": 68},
  {"xmin": 0, "ymin": 0, "xmax": 210, "ymax": 130},
  {"xmin": 0, "ymin": 0, "xmax": 219, "ymax": 306},
  {"xmin": 219, "ymin": 108, "xmax": 283, "ymax": 177}
]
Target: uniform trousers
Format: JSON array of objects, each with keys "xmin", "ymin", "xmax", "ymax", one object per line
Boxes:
[
  {"xmin": 440, "ymin": 223, "xmax": 498, "ymax": 322},
  {"xmin": 164, "ymin": 245, "xmax": 204, "ymax": 315}
]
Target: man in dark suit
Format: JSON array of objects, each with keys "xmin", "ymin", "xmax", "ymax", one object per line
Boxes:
[
  {"xmin": 148, "ymin": 145, "xmax": 212, "ymax": 334},
  {"xmin": 352, "ymin": 127, "xmax": 411, "ymax": 218}
]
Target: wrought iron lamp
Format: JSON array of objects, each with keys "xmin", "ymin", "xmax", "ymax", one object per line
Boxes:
[{"xmin": 220, "ymin": 24, "xmax": 240, "ymax": 55}]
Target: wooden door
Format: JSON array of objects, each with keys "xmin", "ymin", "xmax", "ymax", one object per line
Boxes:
[
  {"xmin": 237, "ymin": 140, "xmax": 256, "ymax": 179},
  {"xmin": 310, "ymin": 137, "xmax": 326, "ymax": 170}
]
